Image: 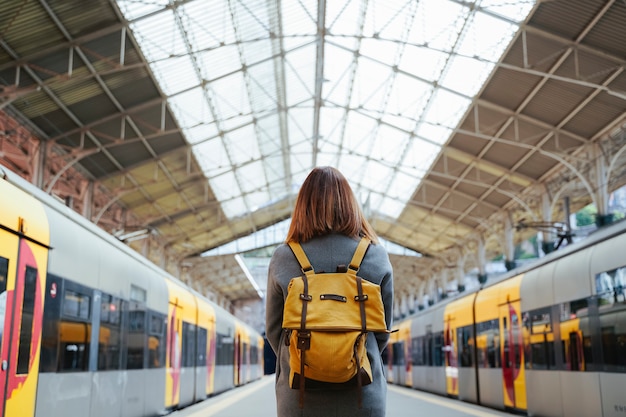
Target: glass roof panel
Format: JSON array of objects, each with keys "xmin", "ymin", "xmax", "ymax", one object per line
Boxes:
[
  {"xmin": 379, "ymin": 196, "xmax": 406, "ymax": 219},
  {"xmin": 370, "ymin": 125, "xmax": 406, "ymax": 164},
  {"xmin": 350, "ymin": 58, "xmax": 392, "ymax": 110},
  {"xmin": 224, "ymin": 125, "xmax": 260, "ymax": 165},
  {"xmin": 210, "ymin": 73, "xmax": 252, "ymax": 124},
  {"xmin": 398, "ymin": 46, "xmax": 447, "ymax": 83},
  {"xmin": 116, "ymin": 0, "xmax": 536, "ymax": 229},
  {"xmin": 222, "ymin": 196, "xmax": 247, "ymax": 217},
  {"xmin": 198, "ymin": 46, "xmax": 242, "ymax": 80},
  {"xmin": 322, "ymin": 44, "xmax": 356, "ymax": 107},
  {"xmin": 184, "ymin": 123, "xmax": 219, "ymax": 146},
  {"xmin": 382, "ymin": 73, "xmax": 432, "ymax": 131},
  {"xmin": 287, "ymin": 106, "xmax": 314, "ymax": 146},
  {"xmin": 117, "ymin": 0, "xmax": 167, "ymax": 19},
  {"xmin": 211, "ymin": 170, "xmax": 240, "ymax": 201},
  {"xmin": 195, "ymin": 138, "xmax": 229, "ymax": 177},
  {"xmin": 238, "ymin": 160, "xmax": 266, "ymax": 194},
  {"xmin": 168, "ymin": 87, "xmax": 208, "ymax": 129},
  {"xmin": 284, "ymin": 48, "xmax": 316, "ymax": 105}
]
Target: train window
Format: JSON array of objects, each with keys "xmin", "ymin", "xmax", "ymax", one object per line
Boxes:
[
  {"xmin": 197, "ymin": 327, "xmax": 208, "ymax": 366},
  {"xmin": 217, "ymin": 332, "xmax": 235, "ymax": 365},
  {"xmin": 250, "ymin": 345, "xmax": 258, "ymax": 365},
  {"xmin": 392, "ymin": 342, "xmax": 405, "ymax": 366},
  {"xmin": 63, "ymin": 290, "xmax": 90, "ymax": 319},
  {"xmin": 59, "ymin": 321, "xmax": 90, "ymax": 371},
  {"xmin": 596, "ymin": 267, "xmax": 626, "ymax": 306},
  {"xmin": 476, "ymin": 319, "xmax": 499, "ymax": 368},
  {"xmin": 411, "ymin": 336, "xmax": 425, "ymax": 366},
  {"xmin": 126, "ymin": 302, "xmax": 147, "ymax": 369},
  {"xmin": 182, "ymin": 322, "xmax": 197, "ymax": 367},
  {"xmin": 433, "ymin": 332, "xmax": 445, "ymax": 367},
  {"xmin": 58, "ymin": 286, "xmax": 92, "ymax": 372},
  {"xmin": 595, "ymin": 267, "xmax": 626, "ymax": 372},
  {"xmin": 98, "ymin": 294, "xmax": 122, "ymax": 370},
  {"xmin": 17, "ymin": 266, "xmax": 37, "ymax": 374},
  {"xmin": 601, "ymin": 326, "xmax": 626, "ymax": 373},
  {"xmin": 525, "ymin": 307, "xmax": 556, "ymax": 370},
  {"xmin": 130, "ymin": 284, "xmax": 147, "ymax": 303},
  {"xmin": 559, "ymin": 298, "xmax": 589, "ymax": 372},
  {"xmin": 457, "ymin": 326, "xmax": 474, "ymax": 368},
  {"xmin": 148, "ymin": 311, "xmax": 166, "ymax": 368}
]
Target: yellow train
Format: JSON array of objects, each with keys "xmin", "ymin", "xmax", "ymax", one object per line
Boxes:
[
  {"xmin": 386, "ymin": 217, "xmax": 626, "ymax": 417},
  {"xmin": 0, "ymin": 166, "xmax": 263, "ymax": 417}
]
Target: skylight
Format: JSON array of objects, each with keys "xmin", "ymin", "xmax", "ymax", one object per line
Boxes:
[
  {"xmin": 201, "ymin": 218, "xmax": 423, "ymax": 257},
  {"xmin": 115, "ymin": 0, "xmax": 535, "ymax": 220}
]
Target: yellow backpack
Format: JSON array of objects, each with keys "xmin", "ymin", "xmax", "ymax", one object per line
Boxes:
[{"xmin": 282, "ymin": 237, "xmax": 388, "ymax": 408}]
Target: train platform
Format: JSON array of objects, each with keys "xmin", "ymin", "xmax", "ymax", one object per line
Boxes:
[{"xmin": 170, "ymin": 375, "xmax": 514, "ymax": 417}]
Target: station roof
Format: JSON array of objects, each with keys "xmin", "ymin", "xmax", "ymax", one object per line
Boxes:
[{"xmin": 1, "ymin": 0, "xmax": 625, "ymax": 302}]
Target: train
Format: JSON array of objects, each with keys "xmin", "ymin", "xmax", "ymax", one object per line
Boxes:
[
  {"xmin": 0, "ymin": 165, "xmax": 264, "ymax": 417},
  {"xmin": 385, "ymin": 217, "xmax": 626, "ymax": 416}
]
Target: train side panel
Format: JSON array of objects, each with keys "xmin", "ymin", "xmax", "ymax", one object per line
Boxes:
[
  {"xmin": 472, "ymin": 282, "xmax": 503, "ymax": 410},
  {"xmin": 383, "ymin": 305, "xmax": 446, "ymax": 395},
  {"xmin": 89, "ymin": 240, "xmax": 134, "ymax": 417},
  {"xmin": 407, "ymin": 304, "xmax": 446, "ymax": 395},
  {"xmin": 163, "ymin": 278, "xmax": 198, "ymax": 410},
  {"xmin": 35, "ymin": 202, "xmax": 171, "ymax": 417},
  {"xmin": 236, "ymin": 322, "xmax": 263, "ymax": 385},
  {"xmin": 497, "ymin": 275, "xmax": 525, "ymax": 412},
  {"xmin": 193, "ymin": 293, "xmax": 216, "ymax": 399},
  {"xmin": 519, "ymin": 262, "xmax": 563, "ymax": 417},
  {"xmin": 0, "ymin": 175, "xmax": 50, "ymax": 417},
  {"xmin": 443, "ymin": 292, "xmax": 477, "ymax": 402},
  {"xmin": 1, "ymin": 168, "xmax": 265, "ymax": 417},
  {"xmin": 588, "ymin": 230, "xmax": 626, "ymax": 417},
  {"xmin": 213, "ymin": 307, "xmax": 236, "ymax": 394},
  {"xmin": 234, "ymin": 321, "xmax": 249, "ymax": 386},
  {"xmin": 397, "ymin": 320, "xmax": 412, "ymax": 387}
]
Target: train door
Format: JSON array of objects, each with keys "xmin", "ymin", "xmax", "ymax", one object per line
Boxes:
[
  {"xmin": 500, "ymin": 301, "xmax": 527, "ymax": 412},
  {"xmin": 0, "ymin": 227, "xmax": 48, "ymax": 417},
  {"xmin": 444, "ymin": 315, "xmax": 458, "ymax": 397},
  {"xmin": 166, "ymin": 303, "xmax": 183, "ymax": 409},
  {"xmin": 398, "ymin": 321, "xmax": 412, "ymax": 387},
  {"xmin": 234, "ymin": 332, "xmax": 241, "ymax": 386}
]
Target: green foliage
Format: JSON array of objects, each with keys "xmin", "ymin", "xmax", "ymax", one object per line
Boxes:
[{"xmin": 575, "ymin": 204, "xmax": 597, "ymax": 227}]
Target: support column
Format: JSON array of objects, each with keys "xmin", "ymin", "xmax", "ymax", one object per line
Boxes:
[
  {"xmin": 504, "ymin": 212, "xmax": 516, "ymax": 271},
  {"xmin": 417, "ymin": 283, "xmax": 426, "ymax": 311},
  {"xmin": 82, "ymin": 180, "xmax": 94, "ymax": 220},
  {"xmin": 593, "ymin": 143, "xmax": 613, "ymax": 226},
  {"xmin": 426, "ymin": 277, "xmax": 436, "ymax": 306},
  {"xmin": 393, "ymin": 298, "xmax": 402, "ymax": 320},
  {"xmin": 32, "ymin": 139, "xmax": 47, "ymax": 188},
  {"xmin": 540, "ymin": 189, "xmax": 555, "ymax": 255},
  {"xmin": 407, "ymin": 291, "xmax": 416, "ymax": 315},
  {"xmin": 477, "ymin": 236, "xmax": 488, "ymax": 284},
  {"xmin": 399, "ymin": 292, "xmax": 409, "ymax": 319},
  {"xmin": 456, "ymin": 263, "xmax": 465, "ymax": 293}
]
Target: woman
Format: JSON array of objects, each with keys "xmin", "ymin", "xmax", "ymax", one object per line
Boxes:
[{"xmin": 266, "ymin": 166, "xmax": 394, "ymax": 417}]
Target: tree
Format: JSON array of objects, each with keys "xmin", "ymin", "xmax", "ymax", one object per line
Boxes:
[{"xmin": 575, "ymin": 204, "xmax": 596, "ymax": 227}]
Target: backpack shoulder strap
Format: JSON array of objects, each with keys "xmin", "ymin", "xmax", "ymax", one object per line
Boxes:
[
  {"xmin": 287, "ymin": 242, "xmax": 315, "ymax": 274},
  {"xmin": 348, "ymin": 237, "xmax": 371, "ymax": 273}
]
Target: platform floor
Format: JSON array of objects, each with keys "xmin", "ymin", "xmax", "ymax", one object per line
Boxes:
[{"xmin": 170, "ymin": 376, "xmax": 514, "ymax": 417}]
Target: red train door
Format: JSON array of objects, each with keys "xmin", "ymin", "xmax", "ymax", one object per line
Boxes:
[
  {"xmin": 500, "ymin": 301, "xmax": 526, "ymax": 411},
  {"xmin": 0, "ymin": 229, "xmax": 48, "ymax": 417}
]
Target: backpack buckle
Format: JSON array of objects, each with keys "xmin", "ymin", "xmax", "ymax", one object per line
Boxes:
[{"xmin": 297, "ymin": 331, "xmax": 311, "ymax": 350}]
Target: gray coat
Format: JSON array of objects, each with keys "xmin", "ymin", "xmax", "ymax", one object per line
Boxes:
[{"xmin": 266, "ymin": 234, "xmax": 394, "ymax": 417}]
